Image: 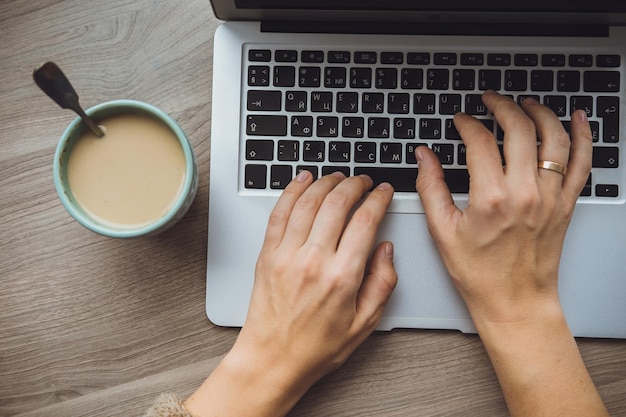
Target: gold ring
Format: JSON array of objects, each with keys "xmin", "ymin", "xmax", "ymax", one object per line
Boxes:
[{"xmin": 538, "ymin": 160, "xmax": 567, "ymax": 175}]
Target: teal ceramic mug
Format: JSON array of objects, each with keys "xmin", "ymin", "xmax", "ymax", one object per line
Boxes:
[{"xmin": 53, "ymin": 100, "xmax": 198, "ymax": 238}]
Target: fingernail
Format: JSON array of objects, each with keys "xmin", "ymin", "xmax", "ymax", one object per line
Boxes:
[
  {"xmin": 330, "ymin": 171, "xmax": 346, "ymax": 179},
  {"xmin": 578, "ymin": 109, "xmax": 588, "ymax": 123},
  {"xmin": 522, "ymin": 96, "xmax": 538, "ymax": 105},
  {"xmin": 295, "ymin": 170, "xmax": 309, "ymax": 182},
  {"xmin": 385, "ymin": 242, "xmax": 394, "ymax": 258},
  {"xmin": 376, "ymin": 182, "xmax": 392, "ymax": 191}
]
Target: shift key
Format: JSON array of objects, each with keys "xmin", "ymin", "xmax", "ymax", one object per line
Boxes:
[{"xmin": 246, "ymin": 115, "xmax": 288, "ymax": 136}]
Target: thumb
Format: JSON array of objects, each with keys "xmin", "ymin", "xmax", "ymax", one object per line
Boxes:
[{"xmin": 415, "ymin": 146, "xmax": 460, "ymax": 239}]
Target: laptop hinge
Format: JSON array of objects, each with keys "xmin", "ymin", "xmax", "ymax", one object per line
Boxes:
[{"xmin": 261, "ymin": 21, "xmax": 609, "ymax": 37}]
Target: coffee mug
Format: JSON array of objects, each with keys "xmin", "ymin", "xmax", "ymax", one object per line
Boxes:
[{"xmin": 53, "ymin": 100, "xmax": 198, "ymax": 238}]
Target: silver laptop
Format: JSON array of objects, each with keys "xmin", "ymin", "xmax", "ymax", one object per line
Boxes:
[{"xmin": 206, "ymin": 0, "xmax": 626, "ymax": 338}]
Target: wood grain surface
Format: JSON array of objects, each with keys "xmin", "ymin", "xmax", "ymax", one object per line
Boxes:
[{"xmin": 1, "ymin": 1, "xmax": 625, "ymax": 416}]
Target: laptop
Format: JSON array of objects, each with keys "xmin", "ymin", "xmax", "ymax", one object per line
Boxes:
[{"xmin": 206, "ymin": 0, "xmax": 626, "ymax": 339}]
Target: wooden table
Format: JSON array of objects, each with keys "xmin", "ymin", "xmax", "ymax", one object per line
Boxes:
[{"xmin": 1, "ymin": 1, "xmax": 625, "ymax": 416}]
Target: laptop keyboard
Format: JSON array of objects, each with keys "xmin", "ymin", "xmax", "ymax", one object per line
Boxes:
[{"xmin": 242, "ymin": 46, "xmax": 622, "ymax": 200}]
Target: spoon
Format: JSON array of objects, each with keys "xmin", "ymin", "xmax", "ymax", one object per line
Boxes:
[{"xmin": 33, "ymin": 61, "xmax": 105, "ymax": 138}]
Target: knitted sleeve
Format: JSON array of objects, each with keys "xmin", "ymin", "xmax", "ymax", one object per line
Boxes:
[{"xmin": 144, "ymin": 392, "xmax": 195, "ymax": 417}]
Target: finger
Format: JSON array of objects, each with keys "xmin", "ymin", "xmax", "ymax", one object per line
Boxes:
[
  {"xmin": 352, "ymin": 241, "xmax": 398, "ymax": 335},
  {"xmin": 281, "ymin": 171, "xmax": 346, "ymax": 248},
  {"xmin": 521, "ymin": 97, "xmax": 571, "ymax": 185},
  {"xmin": 307, "ymin": 175, "xmax": 374, "ymax": 249},
  {"xmin": 562, "ymin": 110, "xmax": 593, "ymax": 204},
  {"xmin": 482, "ymin": 90, "xmax": 537, "ymax": 176},
  {"xmin": 336, "ymin": 181, "xmax": 394, "ymax": 263},
  {"xmin": 262, "ymin": 170, "xmax": 314, "ymax": 249},
  {"xmin": 454, "ymin": 111, "xmax": 502, "ymax": 190},
  {"xmin": 414, "ymin": 146, "xmax": 460, "ymax": 242}
]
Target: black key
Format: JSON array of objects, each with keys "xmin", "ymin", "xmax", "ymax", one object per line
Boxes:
[
  {"xmin": 296, "ymin": 165, "xmax": 318, "ymax": 180},
  {"xmin": 362, "ymin": 92, "xmax": 385, "ymax": 113},
  {"xmin": 322, "ymin": 166, "xmax": 351, "ymax": 177},
  {"xmin": 584, "ymin": 71, "xmax": 620, "ymax": 92},
  {"xmin": 376, "ymin": 68, "xmax": 398, "ymax": 89},
  {"xmin": 388, "ymin": 93, "xmax": 410, "ymax": 114},
  {"xmin": 354, "ymin": 51, "xmax": 377, "ymax": 64},
  {"xmin": 581, "ymin": 174, "xmax": 592, "ymax": 197},
  {"xmin": 592, "ymin": 146, "xmax": 619, "ymax": 168},
  {"xmin": 275, "ymin": 50, "xmax": 297, "ymax": 62},
  {"xmin": 316, "ymin": 116, "xmax": 339, "ymax": 137},
  {"xmin": 247, "ymin": 90, "xmax": 281, "ymax": 111},
  {"xmin": 337, "ymin": 92, "xmax": 359, "ymax": 113},
  {"xmin": 406, "ymin": 143, "xmax": 428, "ymax": 164},
  {"xmin": 350, "ymin": 67, "xmax": 373, "ymax": 88},
  {"xmin": 432, "ymin": 143, "xmax": 454, "ymax": 165},
  {"xmin": 596, "ymin": 184, "xmax": 619, "ymax": 197},
  {"xmin": 597, "ymin": 55, "xmax": 620, "ymax": 67},
  {"xmin": 291, "ymin": 115, "xmax": 313, "ymax": 136},
  {"xmin": 570, "ymin": 96, "xmax": 593, "ymax": 118},
  {"xmin": 407, "ymin": 53, "xmax": 430, "ymax": 65},
  {"xmin": 460, "ymin": 53, "xmax": 484, "ymax": 65},
  {"xmin": 380, "ymin": 142, "xmax": 403, "ymax": 163},
  {"xmin": 311, "ymin": 92, "xmax": 333, "ymax": 112},
  {"xmin": 478, "ymin": 69, "xmax": 501, "ymax": 91},
  {"xmin": 393, "ymin": 118, "xmax": 416, "ymax": 139},
  {"xmin": 458, "ymin": 144, "xmax": 467, "ymax": 165},
  {"xmin": 273, "ymin": 66, "xmax": 295, "ymax": 87},
  {"xmin": 354, "ymin": 167, "xmax": 417, "ymax": 191},
  {"xmin": 381, "ymin": 52, "xmax": 404, "ymax": 64},
  {"xmin": 487, "ymin": 53, "xmax": 511, "ymax": 66},
  {"xmin": 439, "ymin": 94, "xmax": 462, "ymax": 115},
  {"xmin": 597, "ymin": 96, "xmax": 620, "ymax": 143},
  {"xmin": 249, "ymin": 50, "xmax": 271, "ymax": 62},
  {"xmin": 329, "ymin": 141, "xmax": 351, "ymax": 162},
  {"xmin": 419, "ymin": 118, "xmax": 442, "ymax": 139},
  {"xmin": 285, "ymin": 91, "xmax": 307, "ymax": 112},
  {"xmin": 434, "ymin": 53, "xmax": 457, "ymax": 65},
  {"xmin": 445, "ymin": 119, "xmax": 460, "ymax": 140},
  {"xmin": 504, "ymin": 70, "xmax": 527, "ymax": 91},
  {"xmin": 270, "ymin": 165, "xmax": 292, "ymax": 189},
  {"xmin": 368, "ymin": 117, "xmax": 390, "ymax": 138},
  {"xmin": 413, "ymin": 93, "xmax": 436, "ymax": 114},
  {"xmin": 245, "ymin": 164, "xmax": 267, "ymax": 189},
  {"xmin": 299, "ymin": 67, "xmax": 321, "ymax": 87},
  {"xmin": 426, "ymin": 69, "xmax": 449, "ymax": 90},
  {"xmin": 246, "ymin": 140, "xmax": 274, "ymax": 161},
  {"xmin": 570, "ymin": 54, "xmax": 593, "ymax": 67},
  {"xmin": 342, "ymin": 117, "xmax": 364, "ymax": 137},
  {"xmin": 452, "ymin": 69, "xmax": 475, "ymax": 90},
  {"xmin": 328, "ymin": 51, "xmax": 350, "ymax": 63},
  {"xmin": 277, "ymin": 140, "xmax": 299, "ymax": 161},
  {"xmin": 515, "ymin": 54, "xmax": 538, "ymax": 66},
  {"xmin": 542, "ymin": 54, "xmax": 565, "ymax": 67},
  {"xmin": 303, "ymin": 140, "xmax": 325, "ymax": 162},
  {"xmin": 465, "ymin": 94, "xmax": 487, "ymax": 115},
  {"xmin": 301, "ymin": 50, "xmax": 324, "ymax": 63},
  {"xmin": 518, "ymin": 95, "xmax": 540, "ymax": 106},
  {"xmin": 530, "ymin": 70, "xmax": 554, "ymax": 92},
  {"xmin": 544, "ymin": 95, "xmax": 567, "ymax": 117},
  {"xmin": 355, "ymin": 142, "xmax": 377, "ymax": 162},
  {"xmin": 246, "ymin": 115, "xmax": 287, "ymax": 136},
  {"xmin": 324, "ymin": 67, "xmax": 347, "ymax": 88},
  {"xmin": 401, "ymin": 68, "xmax": 423, "ymax": 89},
  {"xmin": 248, "ymin": 66, "xmax": 270, "ymax": 86},
  {"xmin": 557, "ymin": 71, "xmax": 580, "ymax": 92}
]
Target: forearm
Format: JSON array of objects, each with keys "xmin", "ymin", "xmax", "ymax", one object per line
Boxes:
[{"xmin": 474, "ymin": 299, "xmax": 609, "ymax": 417}]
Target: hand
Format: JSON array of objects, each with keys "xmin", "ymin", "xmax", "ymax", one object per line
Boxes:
[
  {"xmin": 415, "ymin": 90, "xmax": 592, "ymax": 324},
  {"xmin": 185, "ymin": 172, "xmax": 397, "ymax": 417}
]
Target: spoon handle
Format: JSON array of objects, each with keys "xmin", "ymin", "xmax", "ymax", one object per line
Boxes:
[{"xmin": 33, "ymin": 62, "xmax": 104, "ymax": 137}]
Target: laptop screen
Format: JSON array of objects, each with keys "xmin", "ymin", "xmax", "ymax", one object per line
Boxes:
[{"xmin": 211, "ymin": 0, "xmax": 626, "ymax": 24}]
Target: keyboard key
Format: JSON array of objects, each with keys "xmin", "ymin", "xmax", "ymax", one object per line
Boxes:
[
  {"xmin": 544, "ymin": 95, "xmax": 567, "ymax": 117},
  {"xmin": 542, "ymin": 54, "xmax": 565, "ymax": 67},
  {"xmin": 504, "ymin": 70, "xmax": 527, "ymax": 91},
  {"xmin": 465, "ymin": 94, "xmax": 487, "ymax": 115},
  {"xmin": 291, "ymin": 115, "xmax": 313, "ymax": 136},
  {"xmin": 584, "ymin": 71, "xmax": 620, "ymax": 92},
  {"xmin": 419, "ymin": 118, "xmax": 442, "ymax": 139},
  {"xmin": 246, "ymin": 115, "xmax": 287, "ymax": 136},
  {"xmin": 434, "ymin": 53, "xmax": 457, "ymax": 65},
  {"xmin": 354, "ymin": 51, "xmax": 377, "ymax": 64},
  {"xmin": 350, "ymin": 67, "xmax": 373, "ymax": 88},
  {"xmin": 380, "ymin": 142, "xmax": 403, "ymax": 163},
  {"xmin": 299, "ymin": 67, "xmax": 321, "ymax": 87},
  {"xmin": 278, "ymin": 140, "xmax": 299, "ymax": 161},
  {"xmin": 426, "ymin": 69, "xmax": 449, "ymax": 90},
  {"xmin": 597, "ymin": 96, "xmax": 620, "ymax": 143},
  {"xmin": 245, "ymin": 165, "xmax": 267, "ymax": 189},
  {"xmin": 248, "ymin": 49, "xmax": 271, "ymax": 62},
  {"xmin": 342, "ymin": 117, "xmax": 364, "ymax": 137},
  {"xmin": 354, "ymin": 167, "xmax": 416, "ymax": 191},
  {"xmin": 439, "ymin": 94, "xmax": 462, "ymax": 115},
  {"xmin": 301, "ymin": 50, "xmax": 324, "ymax": 63},
  {"xmin": 596, "ymin": 184, "xmax": 619, "ymax": 197},
  {"xmin": 248, "ymin": 66, "xmax": 270, "ymax": 86},
  {"xmin": 337, "ymin": 92, "xmax": 359, "ymax": 113},
  {"xmin": 478, "ymin": 69, "xmax": 501, "ymax": 90},
  {"xmin": 569, "ymin": 54, "xmax": 593, "ymax": 67},
  {"xmin": 285, "ymin": 91, "xmax": 307, "ymax": 112},
  {"xmin": 452, "ymin": 69, "xmax": 475, "ymax": 90},
  {"xmin": 368, "ymin": 117, "xmax": 390, "ymax": 138},
  {"xmin": 400, "ymin": 68, "xmax": 423, "ymax": 89},
  {"xmin": 270, "ymin": 165, "xmax": 293, "ymax": 189},
  {"xmin": 514, "ymin": 54, "xmax": 538, "ymax": 66},
  {"xmin": 362, "ymin": 93, "xmax": 385, "ymax": 113},
  {"xmin": 329, "ymin": 141, "xmax": 351, "ymax": 162},
  {"xmin": 393, "ymin": 118, "xmax": 416, "ymax": 139},
  {"xmin": 316, "ymin": 116, "xmax": 339, "ymax": 137},
  {"xmin": 273, "ymin": 66, "xmax": 295, "ymax": 87},
  {"xmin": 328, "ymin": 51, "xmax": 350, "ymax": 63},
  {"xmin": 487, "ymin": 53, "xmax": 511, "ymax": 66},
  {"xmin": 432, "ymin": 143, "xmax": 454, "ymax": 165},
  {"xmin": 247, "ymin": 90, "xmax": 281, "ymax": 111},
  {"xmin": 597, "ymin": 55, "xmax": 620, "ymax": 67},
  {"xmin": 322, "ymin": 166, "xmax": 351, "ymax": 177},
  {"xmin": 460, "ymin": 53, "xmax": 484, "ymax": 65},
  {"xmin": 557, "ymin": 70, "xmax": 580, "ymax": 92},
  {"xmin": 592, "ymin": 147, "xmax": 619, "ymax": 168},
  {"xmin": 388, "ymin": 93, "xmax": 410, "ymax": 114},
  {"xmin": 570, "ymin": 96, "xmax": 593, "ymax": 118},
  {"xmin": 303, "ymin": 140, "xmax": 325, "ymax": 162},
  {"xmin": 296, "ymin": 165, "xmax": 319, "ymax": 180},
  {"xmin": 311, "ymin": 92, "xmax": 333, "ymax": 112},
  {"xmin": 325, "ymin": 67, "xmax": 347, "ymax": 88},
  {"xmin": 275, "ymin": 50, "xmax": 298, "ymax": 62},
  {"xmin": 376, "ymin": 68, "xmax": 398, "ymax": 89},
  {"xmin": 381, "ymin": 52, "xmax": 404, "ymax": 64},
  {"xmin": 413, "ymin": 93, "xmax": 436, "ymax": 114},
  {"xmin": 355, "ymin": 142, "xmax": 377, "ymax": 162},
  {"xmin": 530, "ymin": 70, "xmax": 554, "ymax": 92},
  {"xmin": 246, "ymin": 140, "xmax": 273, "ymax": 161},
  {"xmin": 407, "ymin": 52, "xmax": 430, "ymax": 65}
]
